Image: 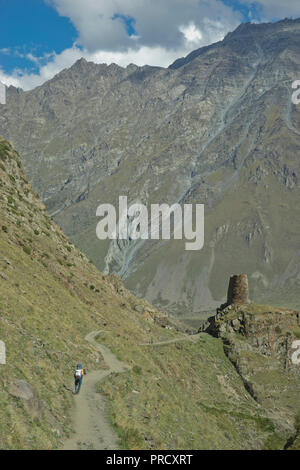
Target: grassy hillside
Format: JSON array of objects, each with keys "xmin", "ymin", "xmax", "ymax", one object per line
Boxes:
[{"xmin": 0, "ymin": 137, "xmax": 296, "ymax": 449}]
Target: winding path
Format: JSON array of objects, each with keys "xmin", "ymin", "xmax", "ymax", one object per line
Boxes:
[
  {"xmin": 139, "ymin": 333, "xmax": 201, "ymax": 347},
  {"xmin": 62, "ymin": 330, "xmax": 201, "ymax": 450},
  {"xmin": 63, "ymin": 331, "xmax": 130, "ymax": 450}
]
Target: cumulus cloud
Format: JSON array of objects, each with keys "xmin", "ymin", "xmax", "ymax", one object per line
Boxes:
[
  {"xmin": 2, "ymin": 1, "xmax": 299, "ymax": 91},
  {"xmin": 47, "ymin": 0, "xmax": 241, "ymax": 51},
  {"xmin": 2, "ymin": 0, "xmax": 244, "ymax": 90}
]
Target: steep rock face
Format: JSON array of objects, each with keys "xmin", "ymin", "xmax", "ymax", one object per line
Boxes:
[
  {"xmin": 1, "ymin": 19, "xmax": 300, "ymax": 315},
  {"xmin": 206, "ymin": 304, "xmax": 300, "ymax": 440}
]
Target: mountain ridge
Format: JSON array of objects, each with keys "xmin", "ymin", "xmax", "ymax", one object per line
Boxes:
[{"xmin": 1, "ymin": 18, "xmax": 300, "ymax": 317}]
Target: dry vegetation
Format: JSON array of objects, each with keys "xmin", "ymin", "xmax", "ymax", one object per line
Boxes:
[{"xmin": 0, "ymin": 138, "xmax": 294, "ymax": 449}]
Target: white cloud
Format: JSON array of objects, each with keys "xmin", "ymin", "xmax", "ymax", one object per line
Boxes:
[
  {"xmin": 180, "ymin": 23, "xmax": 203, "ymax": 43},
  {"xmin": 2, "ymin": 0, "xmax": 244, "ymax": 90},
  {"xmin": 0, "ymin": 70, "xmax": 24, "ymax": 89},
  {"xmin": 47, "ymin": 0, "xmax": 241, "ymax": 51},
  {"xmin": 0, "ymin": 47, "xmax": 82, "ymax": 90},
  {"xmin": 0, "ymin": 48, "xmax": 11, "ymax": 55},
  {"xmin": 2, "ymin": 1, "xmax": 299, "ymax": 92}
]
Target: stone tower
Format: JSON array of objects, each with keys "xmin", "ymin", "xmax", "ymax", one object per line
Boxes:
[{"xmin": 227, "ymin": 274, "xmax": 249, "ymax": 305}]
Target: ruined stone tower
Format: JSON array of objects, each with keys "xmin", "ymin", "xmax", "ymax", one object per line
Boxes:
[{"xmin": 227, "ymin": 274, "xmax": 249, "ymax": 305}]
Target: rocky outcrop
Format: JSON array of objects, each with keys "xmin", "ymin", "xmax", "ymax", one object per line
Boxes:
[
  {"xmin": 9, "ymin": 380, "xmax": 43, "ymax": 419},
  {"xmin": 205, "ymin": 303, "xmax": 300, "ymax": 440}
]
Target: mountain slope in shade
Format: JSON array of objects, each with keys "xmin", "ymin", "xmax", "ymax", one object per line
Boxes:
[{"xmin": 1, "ymin": 19, "xmax": 300, "ymax": 317}]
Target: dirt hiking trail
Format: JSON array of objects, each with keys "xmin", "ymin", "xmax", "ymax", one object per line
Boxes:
[
  {"xmin": 63, "ymin": 331, "xmax": 130, "ymax": 450},
  {"xmin": 62, "ymin": 330, "xmax": 200, "ymax": 450},
  {"xmin": 139, "ymin": 333, "xmax": 201, "ymax": 347}
]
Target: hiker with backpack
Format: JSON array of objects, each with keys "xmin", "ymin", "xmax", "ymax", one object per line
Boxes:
[{"xmin": 74, "ymin": 363, "xmax": 86, "ymax": 394}]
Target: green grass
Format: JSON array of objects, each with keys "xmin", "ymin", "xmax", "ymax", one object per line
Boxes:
[
  {"xmin": 97, "ymin": 333, "xmax": 281, "ymax": 450},
  {"xmin": 0, "ymin": 136, "xmax": 298, "ymax": 450}
]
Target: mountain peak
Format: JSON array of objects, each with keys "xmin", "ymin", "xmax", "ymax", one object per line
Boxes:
[
  {"xmin": 169, "ymin": 17, "xmax": 300, "ymax": 70},
  {"xmin": 71, "ymin": 57, "xmax": 89, "ymax": 69},
  {"xmin": 225, "ymin": 16, "xmax": 300, "ymax": 39}
]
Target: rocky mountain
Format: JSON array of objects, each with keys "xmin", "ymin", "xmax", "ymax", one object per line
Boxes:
[
  {"xmin": 1, "ymin": 18, "xmax": 300, "ymax": 317},
  {"xmin": 0, "ymin": 137, "xmax": 299, "ymax": 450}
]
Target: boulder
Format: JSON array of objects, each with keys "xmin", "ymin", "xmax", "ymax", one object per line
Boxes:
[{"xmin": 9, "ymin": 379, "xmax": 43, "ymax": 419}]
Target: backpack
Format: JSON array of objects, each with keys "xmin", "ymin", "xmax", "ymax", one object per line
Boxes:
[{"xmin": 75, "ymin": 369, "xmax": 82, "ymax": 379}]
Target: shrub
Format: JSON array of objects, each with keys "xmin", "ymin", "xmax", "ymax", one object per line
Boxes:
[
  {"xmin": 7, "ymin": 196, "xmax": 14, "ymax": 205},
  {"xmin": 2, "ymin": 225, "xmax": 8, "ymax": 233},
  {"xmin": 23, "ymin": 246, "xmax": 31, "ymax": 255},
  {"xmin": 133, "ymin": 365, "xmax": 142, "ymax": 375},
  {"xmin": 293, "ymin": 329, "xmax": 300, "ymax": 340}
]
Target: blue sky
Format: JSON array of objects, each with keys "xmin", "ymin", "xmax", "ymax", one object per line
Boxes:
[
  {"xmin": 0, "ymin": 0, "xmax": 299, "ymax": 90},
  {"xmin": 0, "ymin": 0, "xmax": 76, "ymax": 74}
]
